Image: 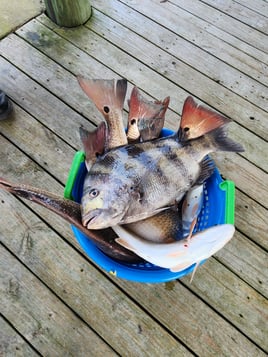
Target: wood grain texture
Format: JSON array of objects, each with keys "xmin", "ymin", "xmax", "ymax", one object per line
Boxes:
[
  {"xmin": 0, "ymin": 246, "xmax": 118, "ymax": 356},
  {"xmin": 0, "ymin": 187, "xmax": 190, "ymax": 356},
  {"xmin": 0, "ymin": 316, "xmax": 39, "ymax": 357},
  {"xmin": 0, "ymin": 136, "xmax": 266, "ymax": 356},
  {"xmin": 0, "ymin": 1, "xmax": 267, "ymax": 355},
  {"xmin": 10, "ymin": 20, "xmax": 268, "ymax": 171}
]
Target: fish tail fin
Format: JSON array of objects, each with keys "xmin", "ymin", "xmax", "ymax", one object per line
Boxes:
[
  {"xmin": 128, "ymin": 87, "xmax": 165, "ymax": 121},
  {"xmin": 154, "ymin": 96, "xmax": 170, "ymax": 117},
  {"xmin": 127, "ymin": 86, "xmax": 142, "ymax": 141},
  {"xmin": 205, "ymin": 126, "xmax": 244, "ymax": 153},
  {"xmin": 178, "ymin": 96, "xmax": 231, "ymax": 141},
  {"xmin": 155, "ymin": 97, "xmax": 170, "ymax": 123},
  {"xmin": 77, "ymin": 77, "xmax": 127, "ymax": 116},
  {"xmin": 127, "ymin": 88, "xmax": 169, "ymax": 141},
  {"xmin": 79, "ymin": 122, "xmax": 107, "ymax": 170}
]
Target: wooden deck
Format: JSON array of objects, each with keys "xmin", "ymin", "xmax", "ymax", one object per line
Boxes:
[{"xmin": 0, "ymin": 0, "xmax": 267, "ymax": 355}]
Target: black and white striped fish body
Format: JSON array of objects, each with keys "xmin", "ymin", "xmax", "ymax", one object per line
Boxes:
[{"xmin": 81, "ymin": 127, "xmax": 244, "ymax": 229}]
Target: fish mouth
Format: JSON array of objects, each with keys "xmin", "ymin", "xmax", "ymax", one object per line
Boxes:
[
  {"xmin": 82, "ymin": 209, "xmax": 127, "ymax": 230},
  {"xmin": 82, "ymin": 210, "xmax": 102, "ymax": 229}
]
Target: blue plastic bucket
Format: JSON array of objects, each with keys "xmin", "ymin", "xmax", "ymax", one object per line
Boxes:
[{"xmin": 65, "ymin": 129, "xmax": 235, "ymax": 283}]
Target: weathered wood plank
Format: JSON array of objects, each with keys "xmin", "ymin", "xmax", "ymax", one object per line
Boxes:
[
  {"xmin": 210, "ymin": 151, "xmax": 268, "ymax": 209},
  {"xmin": 0, "ymin": 135, "xmax": 79, "ymax": 247},
  {"xmin": 15, "ymin": 20, "xmax": 268, "ymax": 171},
  {"xmin": 215, "ymin": 230, "xmax": 268, "ymax": 298},
  {"xmin": 119, "ymin": 0, "xmax": 268, "ymax": 65},
  {"xmin": 0, "ymin": 245, "xmax": 118, "ymax": 356},
  {"xmin": 0, "ymin": 101, "xmax": 75, "ymax": 185},
  {"xmin": 235, "ymin": 192, "xmax": 267, "ymax": 250},
  {"xmin": 35, "ymin": 15, "xmax": 268, "ymax": 142},
  {"xmin": 113, "ymin": 272, "xmax": 268, "ymax": 355},
  {"xmin": 200, "ymin": 0, "xmax": 268, "ymax": 33},
  {"xmin": 235, "ymin": 0, "xmax": 268, "ymax": 17},
  {"xmin": 153, "ymin": 0, "xmax": 268, "ymax": 53},
  {"xmin": 0, "ymin": 316, "xmax": 39, "ymax": 357},
  {"xmin": 181, "ymin": 258, "xmax": 268, "ymax": 352},
  {"xmin": 92, "ymin": 0, "xmax": 268, "ymax": 87},
  {"xmin": 0, "ymin": 35, "xmax": 122, "ymax": 130},
  {"xmin": 0, "ymin": 190, "xmax": 192, "ymax": 356},
  {"xmin": 0, "ymin": 0, "xmax": 44, "ymax": 40},
  {"xmin": 0, "ymin": 54, "xmax": 99, "ymax": 149},
  {"xmin": 0, "ymin": 136, "xmax": 267, "ymax": 355},
  {"xmin": 0, "ymin": 128, "xmax": 267, "ymax": 298},
  {"xmin": 86, "ymin": 9, "xmax": 268, "ymax": 111}
]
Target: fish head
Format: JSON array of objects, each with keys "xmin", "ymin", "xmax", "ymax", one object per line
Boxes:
[{"xmin": 81, "ymin": 172, "xmax": 134, "ymax": 229}]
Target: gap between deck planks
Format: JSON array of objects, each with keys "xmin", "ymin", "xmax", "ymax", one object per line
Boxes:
[
  {"xmin": 0, "ymin": 245, "xmax": 118, "ymax": 356},
  {"xmin": 0, "ymin": 194, "xmax": 191, "ymax": 357},
  {"xmin": 122, "ymin": 0, "xmax": 268, "ymax": 60},
  {"xmin": 195, "ymin": 0, "xmax": 268, "ymax": 34}
]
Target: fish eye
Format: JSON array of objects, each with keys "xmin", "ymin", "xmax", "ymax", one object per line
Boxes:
[
  {"xmin": 89, "ymin": 188, "xmax": 99, "ymax": 198},
  {"xmin": 184, "ymin": 127, "xmax": 190, "ymax": 132},
  {"xmin": 103, "ymin": 106, "xmax": 110, "ymax": 114},
  {"xmin": 130, "ymin": 118, "xmax": 136, "ymax": 125}
]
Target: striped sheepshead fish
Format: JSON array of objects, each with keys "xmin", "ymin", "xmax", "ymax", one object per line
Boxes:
[{"xmin": 81, "ymin": 124, "xmax": 244, "ymax": 230}]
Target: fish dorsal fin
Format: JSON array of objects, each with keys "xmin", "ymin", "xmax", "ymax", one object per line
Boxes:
[{"xmin": 178, "ymin": 96, "xmax": 231, "ymax": 141}]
